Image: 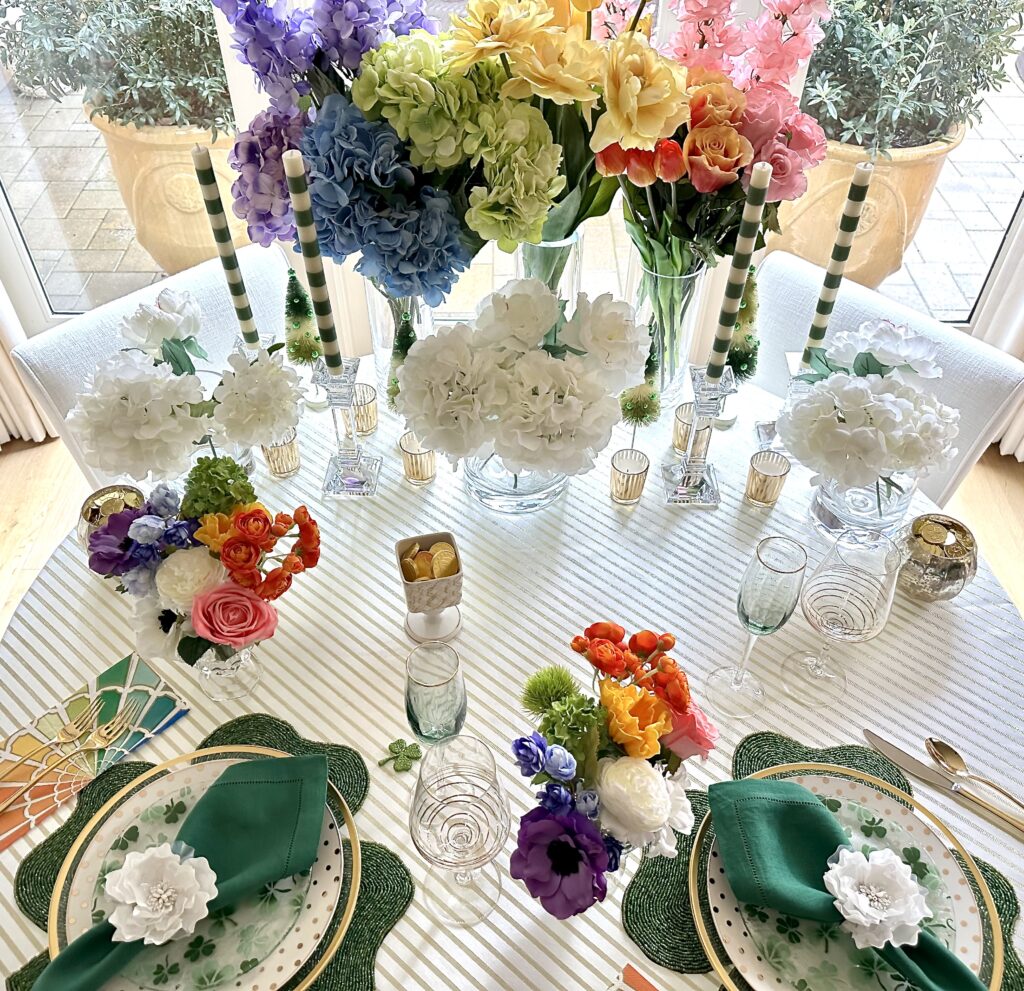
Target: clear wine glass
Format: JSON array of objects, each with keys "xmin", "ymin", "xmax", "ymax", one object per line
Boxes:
[
  {"xmin": 405, "ymin": 641, "xmax": 467, "ymax": 744},
  {"xmin": 705, "ymin": 536, "xmax": 807, "ymax": 719},
  {"xmin": 782, "ymin": 528, "xmax": 902, "ymax": 708},
  {"xmin": 409, "ymin": 735, "xmax": 512, "ymax": 926}
]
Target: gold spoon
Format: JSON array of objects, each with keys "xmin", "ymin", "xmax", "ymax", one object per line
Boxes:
[{"xmin": 925, "ymin": 737, "xmax": 1024, "ymax": 815}]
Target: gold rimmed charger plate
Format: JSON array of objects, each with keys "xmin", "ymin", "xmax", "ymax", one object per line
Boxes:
[
  {"xmin": 48, "ymin": 745, "xmax": 362, "ymax": 991},
  {"xmin": 687, "ymin": 762, "xmax": 1003, "ymax": 991}
]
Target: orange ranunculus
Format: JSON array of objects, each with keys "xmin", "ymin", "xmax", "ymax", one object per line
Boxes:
[
  {"xmin": 688, "ymin": 76, "xmax": 746, "ymax": 129},
  {"xmin": 682, "ymin": 123, "xmax": 753, "ymax": 193},
  {"xmin": 629, "ymin": 630, "xmax": 659, "ymax": 656},
  {"xmin": 587, "ymin": 639, "xmax": 626, "ymax": 677},
  {"xmin": 599, "ymin": 678, "xmax": 673, "ymax": 759},
  {"xmin": 570, "ymin": 635, "xmax": 590, "ymax": 654},
  {"xmin": 194, "ymin": 513, "xmax": 234, "ymax": 553},
  {"xmin": 230, "ymin": 567, "xmax": 263, "ymax": 591},
  {"xmin": 231, "ymin": 506, "xmax": 275, "ymax": 549},
  {"xmin": 282, "ymin": 553, "xmax": 306, "ymax": 574},
  {"xmin": 584, "ymin": 622, "xmax": 625, "ymax": 644},
  {"xmin": 219, "ymin": 535, "xmax": 263, "ymax": 573},
  {"xmin": 658, "ymin": 632, "xmax": 677, "ymax": 651},
  {"xmin": 258, "ymin": 567, "xmax": 293, "ymax": 601},
  {"xmin": 297, "ymin": 544, "xmax": 320, "ymax": 568},
  {"xmin": 652, "ymin": 656, "xmax": 691, "ymax": 712}
]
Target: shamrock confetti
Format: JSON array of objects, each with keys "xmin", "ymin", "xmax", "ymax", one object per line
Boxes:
[{"xmin": 379, "ymin": 739, "xmax": 423, "ymax": 773}]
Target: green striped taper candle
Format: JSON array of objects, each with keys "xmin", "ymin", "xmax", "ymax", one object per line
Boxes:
[
  {"xmin": 801, "ymin": 161, "xmax": 874, "ymax": 366},
  {"xmin": 705, "ymin": 162, "xmax": 773, "ymax": 381},
  {"xmin": 191, "ymin": 145, "xmax": 260, "ymax": 347},
  {"xmin": 282, "ymin": 149, "xmax": 344, "ymax": 374}
]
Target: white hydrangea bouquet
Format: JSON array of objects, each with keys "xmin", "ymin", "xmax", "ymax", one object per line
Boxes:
[
  {"xmin": 67, "ymin": 290, "xmax": 303, "ymax": 483},
  {"xmin": 396, "ymin": 279, "xmax": 648, "ymax": 476},
  {"xmin": 777, "ymin": 319, "xmax": 960, "ymax": 491}
]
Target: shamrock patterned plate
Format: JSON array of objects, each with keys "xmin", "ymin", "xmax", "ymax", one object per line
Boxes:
[
  {"xmin": 706, "ymin": 771, "xmax": 985, "ymax": 991},
  {"xmin": 52, "ymin": 756, "xmax": 344, "ymax": 991}
]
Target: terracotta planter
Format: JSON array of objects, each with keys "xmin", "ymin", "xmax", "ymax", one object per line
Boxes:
[
  {"xmin": 767, "ymin": 126, "xmax": 965, "ymax": 288},
  {"xmin": 86, "ymin": 108, "xmax": 249, "ymax": 275}
]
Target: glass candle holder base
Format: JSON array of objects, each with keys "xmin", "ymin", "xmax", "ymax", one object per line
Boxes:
[
  {"xmin": 754, "ymin": 419, "xmax": 789, "ymax": 452},
  {"xmin": 233, "ymin": 331, "xmax": 276, "ymax": 357},
  {"xmin": 323, "ymin": 452, "xmax": 382, "ymax": 498},
  {"xmin": 405, "ymin": 606, "xmax": 462, "ymax": 644},
  {"xmin": 662, "ymin": 460, "xmax": 722, "ymax": 509},
  {"xmin": 423, "ymin": 861, "xmax": 502, "ymax": 928}
]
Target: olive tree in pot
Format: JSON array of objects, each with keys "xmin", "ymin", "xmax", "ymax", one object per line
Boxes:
[
  {"xmin": 768, "ymin": 0, "xmax": 1024, "ymax": 288},
  {"xmin": 0, "ymin": 0, "xmax": 245, "ymax": 274}
]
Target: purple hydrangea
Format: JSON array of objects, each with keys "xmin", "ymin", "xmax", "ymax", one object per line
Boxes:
[
  {"xmin": 312, "ymin": 0, "xmax": 437, "ymax": 72},
  {"xmin": 510, "ymin": 808, "xmax": 610, "ymax": 919},
  {"xmin": 383, "ymin": 0, "xmax": 438, "ymax": 37},
  {"xmin": 536, "ymin": 782, "xmax": 574, "ymax": 816},
  {"xmin": 512, "ymin": 731, "xmax": 548, "ymax": 777},
  {"xmin": 229, "ymin": 110, "xmax": 307, "ymax": 246}
]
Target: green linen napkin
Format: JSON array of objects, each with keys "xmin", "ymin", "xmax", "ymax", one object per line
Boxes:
[
  {"xmin": 708, "ymin": 779, "xmax": 986, "ymax": 991},
  {"xmin": 32, "ymin": 754, "xmax": 328, "ymax": 991}
]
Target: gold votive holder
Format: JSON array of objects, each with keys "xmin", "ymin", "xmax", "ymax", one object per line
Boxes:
[
  {"xmin": 261, "ymin": 427, "xmax": 301, "ymax": 478},
  {"xmin": 610, "ymin": 448, "xmax": 650, "ymax": 505},
  {"xmin": 744, "ymin": 450, "xmax": 791, "ymax": 507},
  {"xmin": 400, "ymin": 431, "xmax": 436, "ymax": 486},
  {"xmin": 672, "ymin": 402, "xmax": 712, "ymax": 459},
  {"xmin": 342, "ymin": 383, "xmax": 378, "ymax": 437},
  {"xmin": 77, "ymin": 484, "xmax": 145, "ymax": 547}
]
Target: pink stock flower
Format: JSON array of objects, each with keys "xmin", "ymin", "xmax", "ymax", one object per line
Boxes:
[
  {"xmin": 748, "ymin": 136, "xmax": 809, "ymax": 201},
  {"xmin": 191, "ymin": 582, "xmax": 279, "ymax": 648},
  {"xmin": 668, "ymin": 19, "xmax": 743, "ymax": 73},
  {"xmin": 663, "ymin": 702, "xmax": 718, "ymax": 760},
  {"xmin": 739, "ymin": 82, "xmax": 792, "ymax": 154},
  {"xmin": 675, "ymin": 0, "xmax": 732, "ymax": 16},
  {"xmin": 741, "ymin": 12, "xmax": 805, "ymax": 85},
  {"xmin": 785, "ymin": 111, "xmax": 827, "ymax": 167}
]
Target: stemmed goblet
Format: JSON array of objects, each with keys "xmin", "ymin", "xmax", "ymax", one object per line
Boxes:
[{"xmin": 705, "ymin": 536, "xmax": 808, "ymax": 719}]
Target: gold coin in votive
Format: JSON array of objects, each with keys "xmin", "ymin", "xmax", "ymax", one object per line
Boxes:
[
  {"xmin": 920, "ymin": 521, "xmax": 949, "ymax": 546},
  {"xmin": 402, "ymin": 542, "xmax": 420, "ymax": 561},
  {"xmin": 431, "ymin": 551, "xmax": 458, "ymax": 578},
  {"xmin": 414, "ymin": 552, "xmax": 434, "ymax": 578},
  {"xmin": 429, "ymin": 541, "xmax": 456, "ymax": 557},
  {"xmin": 400, "ymin": 558, "xmax": 418, "ymax": 583},
  {"xmin": 99, "ymin": 496, "xmax": 124, "ymax": 519}
]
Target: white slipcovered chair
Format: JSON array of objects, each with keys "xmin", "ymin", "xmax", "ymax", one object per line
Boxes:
[
  {"xmin": 754, "ymin": 251, "xmax": 1024, "ymax": 507},
  {"xmin": 11, "ymin": 245, "xmax": 289, "ymax": 488}
]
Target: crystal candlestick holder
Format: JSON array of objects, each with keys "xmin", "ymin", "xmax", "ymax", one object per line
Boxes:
[
  {"xmin": 755, "ymin": 351, "xmax": 808, "ymax": 451},
  {"xmin": 662, "ymin": 364, "xmax": 737, "ymax": 509},
  {"xmin": 313, "ymin": 356, "xmax": 382, "ymax": 497},
  {"xmin": 233, "ymin": 331, "xmax": 277, "ymax": 358}
]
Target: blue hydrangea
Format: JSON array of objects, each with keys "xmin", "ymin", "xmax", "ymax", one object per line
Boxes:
[
  {"xmin": 122, "ymin": 562, "xmax": 158, "ymax": 597},
  {"xmin": 536, "ymin": 782, "xmax": 574, "ymax": 816},
  {"xmin": 147, "ymin": 484, "xmax": 180, "ymax": 518},
  {"xmin": 127, "ymin": 515, "xmax": 167, "ymax": 546},
  {"xmin": 383, "ymin": 0, "xmax": 438, "ymax": 36}
]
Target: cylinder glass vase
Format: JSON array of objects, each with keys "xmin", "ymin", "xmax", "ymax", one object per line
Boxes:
[
  {"xmin": 367, "ymin": 287, "xmax": 433, "ymax": 409},
  {"xmin": 515, "ymin": 231, "xmax": 583, "ymax": 305},
  {"xmin": 463, "ymin": 455, "xmax": 568, "ymax": 514},
  {"xmin": 810, "ymin": 470, "xmax": 919, "ymax": 536}
]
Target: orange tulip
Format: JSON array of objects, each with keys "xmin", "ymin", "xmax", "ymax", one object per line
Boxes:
[{"xmin": 595, "ymin": 143, "xmax": 628, "ymax": 177}]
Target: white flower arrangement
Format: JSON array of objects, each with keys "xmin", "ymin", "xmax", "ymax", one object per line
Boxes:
[
  {"xmin": 823, "ymin": 846, "xmax": 930, "ymax": 950},
  {"xmin": 121, "ymin": 289, "xmax": 202, "ymax": 357},
  {"xmin": 824, "ymin": 319, "xmax": 941, "ymax": 383},
  {"xmin": 213, "ymin": 348, "xmax": 303, "ymax": 447},
  {"xmin": 105, "ymin": 843, "xmax": 218, "ymax": 945},
  {"xmin": 397, "ymin": 279, "xmax": 648, "ymax": 475}
]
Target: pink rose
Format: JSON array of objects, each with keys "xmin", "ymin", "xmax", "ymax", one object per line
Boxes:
[
  {"xmin": 192, "ymin": 582, "xmax": 278, "ymax": 648},
  {"xmin": 785, "ymin": 111, "xmax": 827, "ymax": 167},
  {"xmin": 748, "ymin": 136, "xmax": 809, "ymax": 202},
  {"xmin": 739, "ymin": 82, "xmax": 792, "ymax": 155},
  {"xmin": 663, "ymin": 702, "xmax": 718, "ymax": 760}
]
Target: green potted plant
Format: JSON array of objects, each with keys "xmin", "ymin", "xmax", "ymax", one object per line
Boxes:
[
  {"xmin": 0, "ymin": 0, "xmax": 243, "ymax": 274},
  {"xmin": 769, "ymin": 0, "xmax": 1024, "ymax": 287}
]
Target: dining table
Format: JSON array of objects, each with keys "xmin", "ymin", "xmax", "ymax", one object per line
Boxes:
[{"xmin": 1, "ymin": 382, "xmax": 1022, "ymax": 991}]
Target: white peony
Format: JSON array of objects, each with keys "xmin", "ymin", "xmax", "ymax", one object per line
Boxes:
[
  {"xmin": 67, "ymin": 351, "xmax": 208, "ymax": 482},
  {"xmin": 560, "ymin": 292, "xmax": 648, "ymax": 391},
  {"xmin": 825, "ymin": 319, "xmax": 941, "ymax": 382},
  {"xmin": 823, "ymin": 847, "xmax": 930, "ymax": 950},
  {"xmin": 132, "ymin": 595, "xmax": 194, "ymax": 664},
  {"xmin": 154, "ymin": 547, "xmax": 225, "ymax": 613},
  {"xmin": 213, "ymin": 348, "xmax": 303, "ymax": 447},
  {"xmin": 106, "ymin": 843, "xmax": 218, "ymax": 945},
  {"xmin": 597, "ymin": 758, "xmax": 693, "ymax": 858},
  {"xmin": 121, "ymin": 289, "xmax": 202, "ymax": 356},
  {"xmin": 493, "ymin": 351, "xmax": 621, "ymax": 475},
  {"xmin": 777, "ymin": 372, "xmax": 959, "ymax": 488},
  {"xmin": 474, "ymin": 278, "xmax": 561, "ymax": 351},
  {"xmin": 397, "ymin": 323, "xmax": 512, "ymax": 459}
]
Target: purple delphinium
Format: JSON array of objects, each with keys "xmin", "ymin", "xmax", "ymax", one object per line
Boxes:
[
  {"xmin": 229, "ymin": 110, "xmax": 307, "ymax": 246},
  {"xmin": 312, "ymin": 0, "xmax": 437, "ymax": 73},
  {"xmin": 383, "ymin": 0, "xmax": 438, "ymax": 37},
  {"xmin": 510, "ymin": 808, "xmax": 610, "ymax": 919},
  {"xmin": 536, "ymin": 782, "xmax": 574, "ymax": 816},
  {"xmin": 512, "ymin": 731, "xmax": 548, "ymax": 776}
]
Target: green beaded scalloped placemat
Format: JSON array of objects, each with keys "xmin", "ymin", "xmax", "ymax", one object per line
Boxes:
[
  {"xmin": 622, "ymin": 731, "xmax": 1023, "ymax": 989},
  {"xmin": 7, "ymin": 714, "xmax": 413, "ymax": 991}
]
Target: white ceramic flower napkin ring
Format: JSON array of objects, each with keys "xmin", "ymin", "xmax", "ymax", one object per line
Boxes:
[
  {"xmin": 822, "ymin": 846, "xmax": 930, "ymax": 950},
  {"xmin": 104, "ymin": 842, "xmax": 218, "ymax": 945}
]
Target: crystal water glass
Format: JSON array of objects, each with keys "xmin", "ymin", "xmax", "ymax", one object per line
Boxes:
[
  {"xmin": 783, "ymin": 528, "xmax": 901, "ymax": 708},
  {"xmin": 705, "ymin": 536, "xmax": 807, "ymax": 719},
  {"xmin": 405, "ymin": 641, "xmax": 467, "ymax": 744},
  {"xmin": 409, "ymin": 736, "xmax": 511, "ymax": 926}
]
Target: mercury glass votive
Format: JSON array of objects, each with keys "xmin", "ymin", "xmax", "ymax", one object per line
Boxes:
[
  {"xmin": 342, "ymin": 383, "xmax": 378, "ymax": 437},
  {"xmin": 261, "ymin": 427, "xmax": 301, "ymax": 478},
  {"xmin": 672, "ymin": 402, "xmax": 712, "ymax": 459},
  {"xmin": 400, "ymin": 432, "xmax": 436, "ymax": 486},
  {"xmin": 610, "ymin": 449, "xmax": 650, "ymax": 505},
  {"xmin": 744, "ymin": 450, "xmax": 791, "ymax": 507}
]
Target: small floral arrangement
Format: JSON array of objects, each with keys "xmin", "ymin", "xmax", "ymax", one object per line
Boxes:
[
  {"xmin": 509, "ymin": 622, "xmax": 717, "ymax": 918},
  {"xmin": 87, "ymin": 471, "xmax": 321, "ymax": 668}
]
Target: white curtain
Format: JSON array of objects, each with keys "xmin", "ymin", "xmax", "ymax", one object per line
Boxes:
[{"xmin": 0, "ymin": 278, "xmax": 53, "ymax": 445}]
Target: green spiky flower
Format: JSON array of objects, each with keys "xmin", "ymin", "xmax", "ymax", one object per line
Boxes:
[
  {"xmin": 620, "ymin": 384, "xmax": 661, "ymax": 429},
  {"xmin": 521, "ymin": 666, "xmax": 580, "ymax": 719},
  {"xmin": 181, "ymin": 456, "xmax": 257, "ymax": 518}
]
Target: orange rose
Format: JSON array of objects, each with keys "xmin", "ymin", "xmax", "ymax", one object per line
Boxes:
[
  {"xmin": 688, "ymin": 76, "xmax": 746, "ymax": 129},
  {"xmin": 258, "ymin": 567, "xmax": 293, "ymax": 601},
  {"xmin": 599, "ymin": 678, "xmax": 673, "ymax": 759},
  {"xmin": 219, "ymin": 535, "xmax": 263, "ymax": 573},
  {"xmin": 194, "ymin": 513, "xmax": 233, "ymax": 553},
  {"xmin": 232, "ymin": 506, "xmax": 275, "ymax": 549},
  {"xmin": 587, "ymin": 639, "xmax": 626, "ymax": 677},
  {"xmin": 682, "ymin": 123, "xmax": 753, "ymax": 193}
]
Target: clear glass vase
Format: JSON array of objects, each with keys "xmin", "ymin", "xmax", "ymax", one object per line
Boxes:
[
  {"xmin": 810, "ymin": 470, "xmax": 919, "ymax": 536},
  {"xmin": 463, "ymin": 455, "xmax": 568, "ymax": 514},
  {"xmin": 367, "ymin": 286, "xmax": 433, "ymax": 410},
  {"xmin": 197, "ymin": 645, "xmax": 261, "ymax": 701},
  {"xmin": 515, "ymin": 231, "xmax": 583, "ymax": 305}
]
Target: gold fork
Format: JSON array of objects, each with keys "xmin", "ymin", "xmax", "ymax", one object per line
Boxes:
[
  {"xmin": 0, "ymin": 700, "xmax": 143, "ymax": 816},
  {"xmin": 0, "ymin": 697, "xmax": 104, "ymax": 784}
]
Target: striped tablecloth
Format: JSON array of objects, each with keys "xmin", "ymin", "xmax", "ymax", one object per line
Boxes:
[{"xmin": 2, "ymin": 387, "xmax": 1022, "ymax": 990}]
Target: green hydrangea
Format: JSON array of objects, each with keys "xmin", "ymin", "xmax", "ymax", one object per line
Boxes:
[
  {"xmin": 540, "ymin": 695, "xmax": 608, "ymax": 787},
  {"xmin": 181, "ymin": 456, "xmax": 257, "ymax": 518}
]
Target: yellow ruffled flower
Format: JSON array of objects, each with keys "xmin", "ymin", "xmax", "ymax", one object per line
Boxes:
[
  {"xmin": 599, "ymin": 678, "xmax": 673, "ymax": 760},
  {"xmin": 193, "ymin": 513, "xmax": 233, "ymax": 552},
  {"xmin": 541, "ymin": 0, "xmax": 586, "ymax": 29},
  {"xmin": 503, "ymin": 27, "xmax": 605, "ymax": 125},
  {"xmin": 590, "ymin": 32, "xmax": 690, "ymax": 153},
  {"xmin": 448, "ymin": 0, "xmax": 553, "ymax": 71}
]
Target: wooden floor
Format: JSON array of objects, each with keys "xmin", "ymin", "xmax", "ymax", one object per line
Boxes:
[{"xmin": 0, "ymin": 437, "xmax": 1022, "ymax": 636}]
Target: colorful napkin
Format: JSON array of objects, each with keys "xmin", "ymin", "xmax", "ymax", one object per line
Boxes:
[
  {"xmin": 0, "ymin": 655, "xmax": 188, "ymax": 851},
  {"xmin": 31, "ymin": 754, "xmax": 327, "ymax": 991},
  {"xmin": 708, "ymin": 779, "xmax": 986, "ymax": 991}
]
